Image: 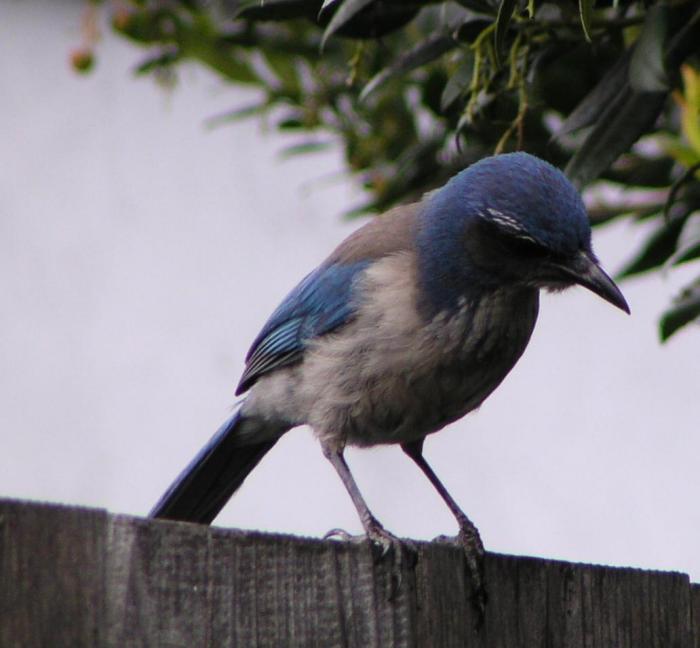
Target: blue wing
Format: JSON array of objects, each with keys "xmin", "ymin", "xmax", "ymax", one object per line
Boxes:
[{"xmin": 235, "ymin": 261, "xmax": 369, "ymax": 394}]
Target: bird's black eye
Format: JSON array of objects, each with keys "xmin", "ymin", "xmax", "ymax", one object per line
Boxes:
[
  {"xmin": 478, "ymin": 217, "xmax": 550, "ymax": 260},
  {"xmin": 504, "ymin": 235, "xmax": 549, "ymax": 259}
]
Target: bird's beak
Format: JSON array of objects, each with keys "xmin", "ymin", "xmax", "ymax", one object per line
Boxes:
[{"xmin": 556, "ymin": 250, "xmax": 630, "ymax": 314}]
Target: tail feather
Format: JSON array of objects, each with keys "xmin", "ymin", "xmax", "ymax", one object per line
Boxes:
[{"xmin": 150, "ymin": 409, "xmax": 282, "ymax": 524}]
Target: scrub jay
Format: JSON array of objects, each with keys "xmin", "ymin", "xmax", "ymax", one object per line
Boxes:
[{"xmin": 150, "ymin": 152, "xmax": 628, "ymax": 602}]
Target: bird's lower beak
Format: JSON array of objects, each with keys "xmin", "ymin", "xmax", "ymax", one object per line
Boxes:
[{"xmin": 557, "ymin": 251, "xmax": 630, "ymax": 314}]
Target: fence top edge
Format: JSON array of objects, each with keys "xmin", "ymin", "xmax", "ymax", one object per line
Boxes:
[{"xmin": 2, "ymin": 496, "xmax": 694, "ymax": 585}]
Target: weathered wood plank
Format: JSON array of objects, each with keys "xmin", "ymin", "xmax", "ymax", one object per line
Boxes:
[
  {"xmin": 0, "ymin": 499, "xmax": 107, "ymax": 648},
  {"xmin": 104, "ymin": 515, "xmax": 213, "ymax": 647},
  {"xmin": 0, "ymin": 498, "xmax": 697, "ymax": 648},
  {"xmin": 692, "ymin": 584, "xmax": 700, "ymax": 648}
]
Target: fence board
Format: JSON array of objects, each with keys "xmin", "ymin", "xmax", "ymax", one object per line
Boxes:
[
  {"xmin": 0, "ymin": 498, "xmax": 697, "ymax": 648},
  {"xmin": 0, "ymin": 500, "xmax": 106, "ymax": 648}
]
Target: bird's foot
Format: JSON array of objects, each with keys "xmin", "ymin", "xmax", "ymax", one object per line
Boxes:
[
  {"xmin": 436, "ymin": 518, "xmax": 487, "ymax": 630},
  {"xmin": 325, "ymin": 521, "xmax": 417, "ymax": 563},
  {"xmin": 364, "ymin": 516, "xmax": 417, "ymax": 599},
  {"xmin": 323, "ymin": 527, "xmax": 358, "ymax": 542},
  {"xmin": 325, "ymin": 520, "xmax": 417, "ymax": 600},
  {"xmin": 364, "ymin": 517, "xmax": 416, "ymax": 561}
]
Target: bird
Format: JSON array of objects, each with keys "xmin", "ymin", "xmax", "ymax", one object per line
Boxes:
[{"xmin": 150, "ymin": 152, "xmax": 629, "ymax": 603}]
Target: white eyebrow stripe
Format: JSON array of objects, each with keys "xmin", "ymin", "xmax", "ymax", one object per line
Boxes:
[
  {"xmin": 485, "ymin": 208, "xmax": 521, "ymax": 229},
  {"xmin": 482, "ymin": 208, "xmax": 540, "ymax": 243}
]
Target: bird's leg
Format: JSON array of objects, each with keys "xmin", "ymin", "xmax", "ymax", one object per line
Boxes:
[
  {"xmin": 401, "ymin": 440, "xmax": 484, "ymax": 553},
  {"xmin": 322, "ymin": 443, "xmax": 399, "ymax": 552},
  {"xmin": 322, "ymin": 443, "xmax": 415, "ymax": 595},
  {"xmin": 401, "ymin": 439, "xmax": 487, "ymax": 621}
]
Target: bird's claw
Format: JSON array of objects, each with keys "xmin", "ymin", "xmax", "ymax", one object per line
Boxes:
[
  {"xmin": 323, "ymin": 527, "xmax": 356, "ymax": 541},
  {"xmin": 364, "ymin": 518, "xmax": 417, "ymax": 599},
  {"xmin": 325, "ymin": 520, "xmax": 417, "ymax": 600},
  {"xmin": 435, "ymin": 521, "xmax": 488, "ymax": 629},
  {"xmin": 365, "ymin": 518, "xmax": 417, "ymax": 560},
  {"xmin": 323, "ymin": 527, "xmax": 398, "ymax": 553},
  {"xmin": 457, "ymin": 521, "xmax": 487, "ymax": 630}
]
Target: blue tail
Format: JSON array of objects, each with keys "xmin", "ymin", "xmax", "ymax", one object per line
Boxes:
[{"xmin": 150, "ymin": 409, "xmax": 282, "ymax": 524}]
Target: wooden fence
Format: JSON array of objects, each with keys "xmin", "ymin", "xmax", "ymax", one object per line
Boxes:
[{"xmin": 0, "ymin": 498, "xmax": 698, "ymax": 647}]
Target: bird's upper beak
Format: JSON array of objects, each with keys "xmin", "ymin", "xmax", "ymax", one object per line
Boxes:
[{"xmin": 556, "ymin": 250, "xmax": 630, "ymax": 314}]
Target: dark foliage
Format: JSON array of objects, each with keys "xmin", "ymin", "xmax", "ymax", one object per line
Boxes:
[{"xmin": 81, "ymin": 0, "xmax": 700, "ymax": 340}]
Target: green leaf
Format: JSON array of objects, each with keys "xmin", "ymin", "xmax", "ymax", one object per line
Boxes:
[
  {"xmin": 177, "ymin": 22, "xmax": 260, "ymax": 84},
  {"xmin": 629, "ymin": 5, "xmax": 670, "ymax": 92},
  {"xmin": 113, "ymin": 8, "xmax": 182, "ymax": 44},
  {"xmin": 440, "ymin": 56, "xmax": 474, "ymax": 112},
  {"xmin": 578, "ymin": 0, "xmax": 594, "ymax": 43},
  {"xmin": 454, "ymin": 0, "xmax": 496, "ymax": 14},
  {"xmin": 200, "ymin": 52, "xmax": 259, "ymax": 83},
  {"xmin": 660, "ymin": 280, "xmax": 700, "ymax": 341},
  {"xmin": 665, "ymin": 7, "xmax": 700, "ymax": 69},
  {"xmin": 233, "ymin": 0, "xmax": 320, "ymax": 21},
  {"xmin": 279, "ymin": 140, "xmax": 334, "ymax": 158},
  {"xmin": 673, "ymin": 240, "xmax": 700, "ymax": 265},
  {"xmin": 455, "ymin": 17, "xmax": 493, "ymax": 43},
  {"xmin": 278, "ymin": 117, "xmax": 304, "ymax": 129},
  {"xmin": 263, "ymin": 50, "xmax": 300, "ymax": 94},
  {"xmin": 663, "ymin": 161, "xmax": 700, "ymax": 221},
  {"xmin": 360, "ymin": 33, "xmax": 457, "ymax": 101},
  {"xmin": 555, "ymin": 50, "xmax": 632, "ymax": 138},
  {"xmin": 602, "ymin": 154, "xmax": 674, "ymax": 188},
  {"xmin": 205, "ymin": 102, "xmax": 270, "ymax": 128},
  {"xmin": 321, "ymin": 0, "xmax": 375, "ymax": 48},
  {"xmin": 564, "ymin": 86, "xmax": 667, "ymax": 190},
  {"xmin": 664, "ymin": 140, "xmax": 700, "ymax": 169},
  {"xmin": 134, "ymin": 50, "xmax": 180, "ymax": 75},
  {"xmin": 668, "ymin": 214, "xmax": 700, "ymax": 266},
  {"xmin": 422, "ymin": 68, "xmax": 448, "ymax": 116},
  {"xmin": 494, "ymin": 0, "xmax": 517, "ymax": 66},
  {"xmin": 617, "ymin": 215, "xmax": 688, "ymax": 279},
  {"xmin": 679, "ymin": 65, "xmax": 700, "ymax": 155}
]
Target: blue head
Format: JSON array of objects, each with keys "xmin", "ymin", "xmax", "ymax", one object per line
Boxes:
[{"xmin": 417, "ymin": 152, "xmax": 629, "ymax": 314}]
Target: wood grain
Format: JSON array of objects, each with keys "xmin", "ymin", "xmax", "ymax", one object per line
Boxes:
[{"xmin": 0, "ymin": 498, "xmax": 697, "ymax": 648}]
